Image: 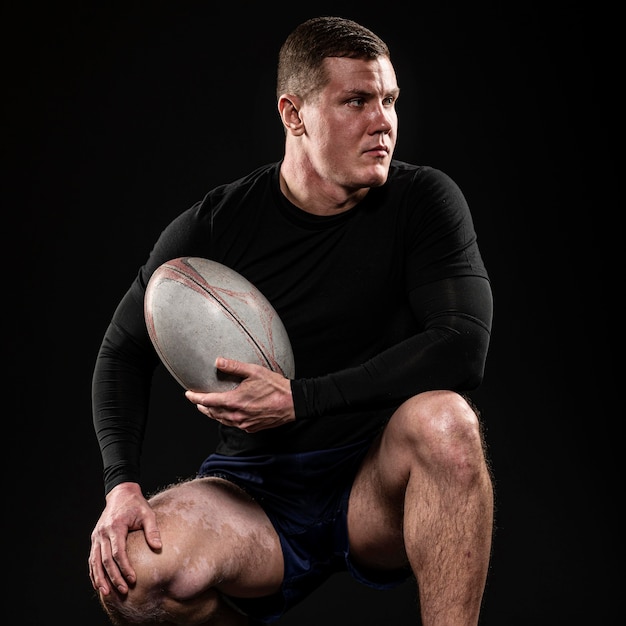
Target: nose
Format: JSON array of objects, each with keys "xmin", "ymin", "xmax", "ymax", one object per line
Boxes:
[{"xmin": 371, "ymin": 103, "xmax": 393, "ymax": 134}]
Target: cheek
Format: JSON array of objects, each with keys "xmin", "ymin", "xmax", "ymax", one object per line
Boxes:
[
  {"xmin": 311, "ymin": 114, "xmax": 337, "ymax": 142},
  {"xmin": 322, "ymin": 121, "xmax": 355, "ymax": 151},
  {"xmin": 306, "ymin": 108, "xmax": 347, "ymax": 141},
  {"xmin": 308, "ymin": 122, "xmax": 342, "ymax": 159}
]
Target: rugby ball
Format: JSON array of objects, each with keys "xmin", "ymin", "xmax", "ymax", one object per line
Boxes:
[{"xmin": 144, "ymin": 257, "xmax": 295, "ymax": 392}]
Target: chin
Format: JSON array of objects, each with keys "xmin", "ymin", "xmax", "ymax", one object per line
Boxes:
[
  {"xmin": 362, "ymin": 167, "xmax": 390, "ymax": 188},
  {"xmin": 339, "ymin": 161, "xmax": 390, "ymax": 190}
]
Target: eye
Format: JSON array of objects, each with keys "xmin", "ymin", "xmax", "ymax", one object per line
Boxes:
[
  {"xmin": 383, "ymin": 96, "xmax": 396, "ymax": 107},
  {"xmin": 347, "ymin": 98, "xmax": 365, "ymax": 108}
]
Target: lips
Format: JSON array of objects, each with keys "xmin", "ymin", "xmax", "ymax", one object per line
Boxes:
[{"xmin": 364, "ymin": 145, "xmax": 389, "ymax": 156}]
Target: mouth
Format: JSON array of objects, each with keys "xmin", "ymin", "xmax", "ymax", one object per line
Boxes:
[{"xmin": 364, "ymin": 144, "xmax": 389, "ymax": 158}]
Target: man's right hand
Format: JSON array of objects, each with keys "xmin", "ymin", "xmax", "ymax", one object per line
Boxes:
[{"xmin": 88, "ymin": 482, "xmax": 162, "ymax": 596}]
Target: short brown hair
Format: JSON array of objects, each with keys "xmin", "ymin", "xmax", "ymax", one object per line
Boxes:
[{"xmin": 276, "ymin": 16, "xmax": 391, "ymax": 102}]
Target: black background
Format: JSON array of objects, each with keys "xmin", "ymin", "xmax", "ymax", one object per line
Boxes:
[{"xmin": 5, "ymin": 1, "xmax": 617, "ymax": 624}]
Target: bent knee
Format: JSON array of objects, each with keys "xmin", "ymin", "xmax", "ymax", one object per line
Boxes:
[
  {"xmin": 391, "ymin": 391, "xmax": 485, "ymax": 470},
  {"xmin": 98, "ymin": 532, "xmax": 175, "ymax": 623},
  {"xmin": 99, "ymin": 584, "xmax": 225, "ymax": 625}
]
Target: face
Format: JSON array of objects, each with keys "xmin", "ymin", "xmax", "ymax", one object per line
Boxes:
[{"xmin": 298, "ymin": 56, "xmax": 399, "ymax": 190}]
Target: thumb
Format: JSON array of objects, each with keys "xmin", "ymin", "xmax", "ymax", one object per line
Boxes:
[
  {"xmin": 215, "ymin": 357, "xmax": 249, "ymax": 375},
  {"xmin": 143, "ymin": 521, "xmax": 163, "ymax": 550},
  {"xmin": 141, "ymin": 505, "xmax": 162, "ymax": 550}
]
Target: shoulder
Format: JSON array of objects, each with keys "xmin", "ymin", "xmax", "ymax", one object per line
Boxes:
[
  {"xmin": 138, "ymin": 163, "xmax": 281, "ymax": 280},
  {"xmin": 388, "ymin": 160, "xmax": 462, "ymax": 193},
  {"xmin": 201, "ymin": 162, "xmax": 279, "ymax": 206},
  {"xmin": 175, "ymin": 162, "xmax": 280, "ymax": 227},
  {"xmin": 385, "ymin": 160, "xmax": 467, "ymax": 209}
]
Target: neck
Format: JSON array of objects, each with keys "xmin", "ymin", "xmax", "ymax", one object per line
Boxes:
[{"xmin": 279, "ymin": 154, "xmax": 368, "ymax": 216}]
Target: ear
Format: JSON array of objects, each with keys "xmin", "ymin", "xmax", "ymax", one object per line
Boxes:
[{"xmin": 278, "ymin": 94, "xmax": 304, "ymax": 135}]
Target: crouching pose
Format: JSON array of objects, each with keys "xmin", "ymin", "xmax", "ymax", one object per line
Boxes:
[{"xmin": 89, "ymin": 16, "xmax": 495, "ymax": 626}]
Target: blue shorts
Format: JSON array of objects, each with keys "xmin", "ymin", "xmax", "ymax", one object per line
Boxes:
[{"xmin": 197, "ymin": 439, "xmax": 412, "ymax": 624}]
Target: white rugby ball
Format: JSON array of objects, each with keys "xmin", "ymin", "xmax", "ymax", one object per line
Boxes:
[{"xmin": 144, "ymin": 257, "xmax": 295, "ymax": 392}]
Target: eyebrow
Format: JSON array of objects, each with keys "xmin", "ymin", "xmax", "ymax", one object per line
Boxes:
[{"xmin": 341, "ymin": 87, "xmax": 401, "ymax": 99}]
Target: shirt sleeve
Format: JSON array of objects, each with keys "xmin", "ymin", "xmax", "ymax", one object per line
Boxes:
[
  {"xmin": 290, "ymin": 274, "xmax": 493, "ymax": 419},
  {"xmin": 91, "ymin": 282, "xmax": 161, "ymax": 494}
]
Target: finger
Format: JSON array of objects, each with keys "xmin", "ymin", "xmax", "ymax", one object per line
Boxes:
[
  {"xmin": 185, "ymin": 389, "xmax": 231, "ymax": 409},
  {"xmin": 89, "ymin": 543, "xmax": 110, "ymax": 595},
  {"xmin": 185, "ymin": 389, "xmax": 215, "ymax": 405},
  {"xmin": 215, "ymin": 356, "xmax": 239, "ymax": 372},
  {"xmin": 106, "ymin": 534, "xmax": 135, "ymax": 592},
  {"xmin": 191, "ymin": 402, "xmax": 216, "ymax": 421},
  {"xmin": 215, "ymin": 356, "xmax": 259, "ymax": 378},
  {"xmin": 142, "ymin": 519, "xmax": 163, "ymax": 551}
]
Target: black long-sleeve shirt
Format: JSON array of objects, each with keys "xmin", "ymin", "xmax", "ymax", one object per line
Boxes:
[{"xmin": 93, "ymin": 161, "xmax": 493, "ymax": 494}]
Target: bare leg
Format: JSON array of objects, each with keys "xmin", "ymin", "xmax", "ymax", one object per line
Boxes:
[
  {"xmin": 100, "ymin": 477, "xmax": 284, "ymax": 625},
  {"xmin": 347, "ymin": 391, "xmax": 494, "ymax": 626}
]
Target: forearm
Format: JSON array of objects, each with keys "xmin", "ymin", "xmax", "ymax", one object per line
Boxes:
[
  {"xmin": 92, "ymin": 287, "xmax": 160, "ymax": 494},
  {"xmin": 291, "ymin": 276, "xmax": 492, "ymax": 419}
]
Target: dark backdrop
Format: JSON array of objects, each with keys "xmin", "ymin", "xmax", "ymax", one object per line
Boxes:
[{"xmin": 5, "ymin": 2, "xmax": 616, "ymax": 624}]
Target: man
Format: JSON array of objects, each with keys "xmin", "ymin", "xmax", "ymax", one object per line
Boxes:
[{"xmin": 89, "ymin": 16, "xmax": 494, "ymax": 626}]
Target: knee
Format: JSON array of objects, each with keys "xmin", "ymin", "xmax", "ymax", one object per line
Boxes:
[
  {"xmin": 99, "ymin": 537, "xmax": 224, "ymax": 625},
  {"xmin": 394, "ymin": 391, "xmax": 487, "ymax": 479},
  {"xmin": 97, "ymin": 532, "xmax": 180, "ymax": 624},
  {"xmin": 98, "ymin": 489, "xmax": 221, "ymax": 625}
]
